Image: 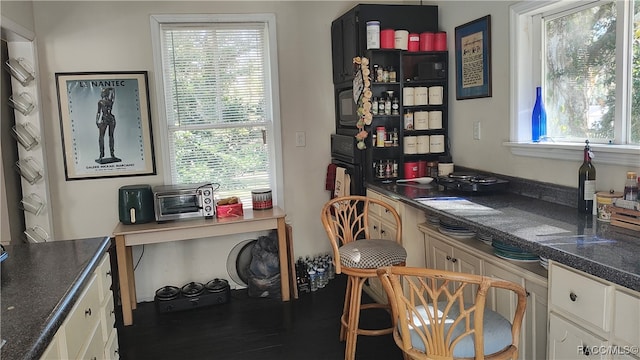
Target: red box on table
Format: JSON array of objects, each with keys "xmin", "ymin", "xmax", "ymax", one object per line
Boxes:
[{"xmin": 216, "ymin": 202, "xmax": 244, "ymax": 218}]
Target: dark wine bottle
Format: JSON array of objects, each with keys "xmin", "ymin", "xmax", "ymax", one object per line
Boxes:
[{"xmin": 578, "ymin": 140, "xmax": 596, "ymax": 214}]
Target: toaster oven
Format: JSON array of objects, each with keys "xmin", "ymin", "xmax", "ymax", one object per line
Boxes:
[{"xmin": 153, "ymin": 183, "xmax": 216, "ymax": 222}]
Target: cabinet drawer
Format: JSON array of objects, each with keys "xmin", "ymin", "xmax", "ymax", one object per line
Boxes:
[
  {"xmin": 548, "ymin": 313, "xmax": 609, "ymax": 359},
  {"xmin": 379, "ymin": 221, "xmax": 397, "ymax": 241},
  {"xmin": 366, "ymin": 190, "xmax": 398, "ymax": 223},
  {"xmin": 77, "ymin": 322, "xmax": 104, "ymax": 360},
  {"xmin": 105, "ymin": 328, "xmax": 120, "ymax": 360},
  {"xmin": 100, "ymin": 293, "xmax": 116, "ymax": 343},
  {"xmin": 65, "ymin": 274, "xmax": 101, "ymax": 358},
  {"xmin": 378, "ymin": 204, "xmax": 398, "ymax": 225},
  {"xmin": 549, "ymin": 264, "xmax": 612, "ymax": 332},
  {"xmin": 97, "ymin": 254, "xmax": 113, "ymax": 302},
  {"xmin": 613, "ymin": 289, "xmax": 640, "ymax": 346}
]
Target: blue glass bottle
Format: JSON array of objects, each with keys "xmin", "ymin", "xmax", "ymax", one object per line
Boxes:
[{"xmin": 532, "ymin": 86, "xmax": 547, "ymax": 142}]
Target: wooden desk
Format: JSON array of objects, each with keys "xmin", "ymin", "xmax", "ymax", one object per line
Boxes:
[{"xmin": 113, "ymin": 206, "xmax": 290, "ymax": 326}]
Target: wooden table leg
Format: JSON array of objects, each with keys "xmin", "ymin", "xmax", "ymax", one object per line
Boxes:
[
  {"xmin": 126, "ymin": 246, "xmax": 137, "ymax": 310},
  {"xmin": 286, "ymin": 224, "xmax": 298, "ymax": 299},
  {"xmin": 277, "ymin": 217, "xmax": 290, "ymax": 301},
  {"xmin": 115, "ymin": 235, "xmax": 133, "ymax": 326}
]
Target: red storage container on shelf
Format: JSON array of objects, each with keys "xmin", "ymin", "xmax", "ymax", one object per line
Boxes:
[
  {"xmin": 408, "ymin": 33, "xmax": 420, "ymax": 52},
  {"xmin": 404, "ymin": 162, "xmax": 419, "ymax": 179},
  {"xmin": 419, "ymin": 32, "xmax": 435, "ymax": 51},
  {"xmin": 434, "ymin": 31, "xmax": 447, "ymax": 51},
  {"xmin": 380, "ymin": 29, "xmax": 395, "ymax": 49}
]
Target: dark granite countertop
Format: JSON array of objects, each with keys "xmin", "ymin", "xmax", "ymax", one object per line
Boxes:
[
  {"xmin": 368, "ymin": 182, "xmax": 640, "ymax": 292},
  {"xmin": 0, "ymin": 237, "xmax": 111, "ymax": 360}
]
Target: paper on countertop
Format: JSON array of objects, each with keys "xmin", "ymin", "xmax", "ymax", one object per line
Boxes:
[{"xmin": 416, "ymin": 197, "xmax": 502, "ymax": 216}]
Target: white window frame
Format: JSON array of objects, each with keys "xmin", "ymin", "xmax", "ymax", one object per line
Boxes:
[
  {"xmin": 507, "ymin": 0, "xmax": 639, "ymax": 167},
  {"xmin": 149, "ymin": 13, "xmax": 284, "ymax": 207}
]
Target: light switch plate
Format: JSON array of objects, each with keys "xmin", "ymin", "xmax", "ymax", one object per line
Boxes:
[
  {"xmin": 473, "ymin": 121, "xmax": 481, "ymax": 140},
  {"xmin": 295, "ymin": 131, "xmax": 306, "ymax": 147}
]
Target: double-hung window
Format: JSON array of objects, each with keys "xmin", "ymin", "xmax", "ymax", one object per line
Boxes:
[
  {"xmin": 150, "ymin": 14, "xmax": 283, "ymax": 206},
  {"xmin": 510, "ymin": 1, "xmax": 639, "ymax": 166}
]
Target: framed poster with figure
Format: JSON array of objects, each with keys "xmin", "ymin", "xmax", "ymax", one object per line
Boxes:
[{"xmin": 55, "ymin": 71, "xmax": 156, "ymax": 180}]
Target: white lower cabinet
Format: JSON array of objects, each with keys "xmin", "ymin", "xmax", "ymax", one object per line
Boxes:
[
  {"xmin": 40, "ymin": 253, "xmax": 118, "ymax": 360},
  {"xmin": 548, "ymin": 261, "xmax": 640, "ymax": 360},
  {"xmin": 40, "ymin": 333, "xmax": 61, "ymax": 360},
  {"xmin": 484, "ymin": 261, "xmax": 548, "ymax": 360},
  {"xmin": 422, "ymin": 225, "xmax": 548, "ymax": 360},
  {"xmin": 365, "ymin": 190, "xmax": 427, "ymax": 303},
  {"xmin": 549, "ymin": 313, "xmax": 609, "ymax": 359}
]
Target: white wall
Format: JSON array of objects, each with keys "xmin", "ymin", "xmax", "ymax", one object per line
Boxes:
[
  {"xmin": 436, "ymin": 1, "xmax": 637, "ymax": 191},
  {"xmin": 3, "ymin": 0, "xmax": 637, "ymax": 300},
  {"xmin": 27, "ymin": 0, "xmax": 368, "ymax": 300}
]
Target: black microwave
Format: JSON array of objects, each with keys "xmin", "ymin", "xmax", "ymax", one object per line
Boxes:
[{"xmin": 335, "ymin": 86, "xmax": 359, "ymax": 134}]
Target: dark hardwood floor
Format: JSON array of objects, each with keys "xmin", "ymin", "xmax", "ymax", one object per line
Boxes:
[{"xmin": 116, "ymin": 275, "xmax": 403, "ymax": 360}]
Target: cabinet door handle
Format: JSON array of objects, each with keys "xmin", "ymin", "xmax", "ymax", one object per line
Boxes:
[
  {"xmin": 381, "ymin": 229, "xmax": 386, "ymax": 235},
  {"xmin": 373, "ymin": 225, "xmax": 379, "ymax": 230},
  {"xmin": 106, "ymin": 270, "xmax": 111, "ymax": 277},
  {"xmin": 451, "ymin": 258, "xmax": 457, "ymax": 263},
  {"xmin": 85, "ymin": 308, "xmax": 92, "ymax": 317},
  {"xmin": 569, "ymin": 292, "xmax": 578, "ymax": 302},
  {"xmin": 446, "ymin": 255, "xmax": 452, "ymax": 261}
]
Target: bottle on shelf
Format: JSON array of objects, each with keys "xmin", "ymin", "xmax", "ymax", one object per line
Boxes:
[
  {"xmin": 391, "ymin": 97, "xmax": 399, "ymax": 115},
  {"xmin": 578, "ymin": 140, "xmax": 596, "ymax": 214},
  {"xmin": 623, "ymin": 172, "xmax": 638, "ymax": 201},
  {"xmin": 384, "ymin": 97, "xmax": 391, "ymax": 115},
  {"xmin": 389, "ymin": 66, "xmax": 396, "ymax": 82},
  {"xmin": 378, "ymin": 96, "xmax": 386, "ymax": 114},
  {"xmin": 404, "ymin": 110, "xmax": 414, "ymax": 130},
  {"xmin": 376, "ymin": 126, "xmax": 386, "ymax": 147}
]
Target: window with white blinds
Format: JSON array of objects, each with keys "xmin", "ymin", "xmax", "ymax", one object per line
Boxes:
[{"xmin": 151, "ymin": 15, "xmax": 282, "ymax": 206}]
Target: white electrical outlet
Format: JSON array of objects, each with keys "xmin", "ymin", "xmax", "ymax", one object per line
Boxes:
[
  {"xmin": 473, "ymin": 121, "xmax": 481, "ymax": 140},
  {"xmin": 295, "ymin": 131, "xmax": 306, "ymax": 147}
]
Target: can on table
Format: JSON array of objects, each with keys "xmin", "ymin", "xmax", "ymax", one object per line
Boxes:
[
  {"xmin": 251, "ymin": 189, "xmax": 273, "ymax": 210},
  {"xmin": 596, "ymin": 191, "xmax": 623, "ymax": 221}
]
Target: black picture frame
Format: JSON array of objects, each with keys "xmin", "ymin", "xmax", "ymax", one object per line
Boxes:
[
  {"xmin": 455, "ymin": 15, "xmax": 492, "ymax": 100},
  {"xmin": 55, "ymin": 71, "xmax": 156, "ymax": 180}
]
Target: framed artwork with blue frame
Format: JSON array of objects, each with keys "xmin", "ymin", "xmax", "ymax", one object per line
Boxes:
[{"xmin": 455, "ymin": 15, "xmax": 492, "ymax": 100}]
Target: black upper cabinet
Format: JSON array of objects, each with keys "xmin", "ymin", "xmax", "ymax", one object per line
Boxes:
[
  {"xmin": 331, "ymin": 11, "xmax": 358, "ymax": 84},
  {"xmin": 331, "ymin": 4, "xmax": 439, "ymax": 84}
]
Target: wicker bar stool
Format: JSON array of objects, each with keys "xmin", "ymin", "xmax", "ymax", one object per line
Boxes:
[
  {"xmin": 377, "ymin": 266, "xmax": 527, "ymax": 360},
  {"xmin": 321, "ymin": 195, "xmax": 407, "ymax": 360}
]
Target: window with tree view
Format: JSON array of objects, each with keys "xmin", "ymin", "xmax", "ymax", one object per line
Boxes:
[
  {"xmin": 152, "ymin": 16, "xmax": 281, "ymax": 205},
  {"xmin": 541, "ymin": 0, "xmax": 639, "ymax": 145}
]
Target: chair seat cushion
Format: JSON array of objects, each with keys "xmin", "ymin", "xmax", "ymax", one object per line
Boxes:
[
  {"xmin": 406, "ymin": 303, "xmax": 513, "ymax": 358},
  {"xmin": 339, "ymin": 239, "xmax": 407, "ymax": 269}
]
